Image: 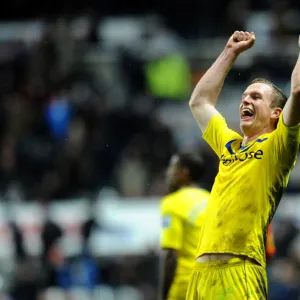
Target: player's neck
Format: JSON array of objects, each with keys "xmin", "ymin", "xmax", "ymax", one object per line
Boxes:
[
  {"xmin": 170, "ymin": 183, "xmax": 200, "ymax": 193},
  {"xmin": 182, "ymin": 183, "xmax": 200, "ymax": 189},
  {"xmin": 242, "ymin": 134, "xmax": 260, "ymax": 145},
  {"xmin": 242, "ymin": 127, "xmax": 274, "ymax": 145}
]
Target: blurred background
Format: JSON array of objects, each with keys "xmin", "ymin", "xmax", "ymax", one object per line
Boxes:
[{"xmin": 0, "ymin": 0, "xmax": 299, "ymax": 299}]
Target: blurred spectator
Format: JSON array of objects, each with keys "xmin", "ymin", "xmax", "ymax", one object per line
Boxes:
[
  {"xmin": 269, "ymin": 258, "xmax": 300, "ymax": 300},
  {"xmin": 56, "ymin": 253, "xmax": 99, "ymax": 293}
]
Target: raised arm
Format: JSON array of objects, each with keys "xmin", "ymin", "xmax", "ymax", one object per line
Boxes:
[
  {"xmin": 189, "ymin": 31, "xmax": 256, "ymax": 132},
  {"xmin": 283, "ymin": 35, "xmax": 300, "ymax": 127}
]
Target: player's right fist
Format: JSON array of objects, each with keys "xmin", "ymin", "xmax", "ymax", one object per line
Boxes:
[{"xmin": 226, "ymin": 31, "xmax": 255, "ymax": 55}]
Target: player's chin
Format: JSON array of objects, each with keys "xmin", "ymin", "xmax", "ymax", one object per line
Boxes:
[{"xmin": 240, "ymin": 116, "xmax": 255, "ymax": 130}]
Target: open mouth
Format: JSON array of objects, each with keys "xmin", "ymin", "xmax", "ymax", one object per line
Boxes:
[{"xmin": 241, "ymin": 108, "xmax": 254, "ymax": 120}]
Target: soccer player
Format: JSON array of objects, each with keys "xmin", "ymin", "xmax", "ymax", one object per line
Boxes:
[
  {"xmin": 159, "ymin": 152, "xmax": 210, "ymax": 300},
  {"xmin": 186, "ymin": 31, "xmax": 300, "ymax": 299}
]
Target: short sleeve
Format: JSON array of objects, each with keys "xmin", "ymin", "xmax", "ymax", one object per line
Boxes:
[
  {"xmin": 270, "ymin": 113, "xmax": 300, "ymax": 165},
  {"xmin": 202, "ymin": 113, "xmax": 241, "ymax": 158},
  {"xmin": 160, "ymin": 213, "xmax": 183, "ymax": 250}
]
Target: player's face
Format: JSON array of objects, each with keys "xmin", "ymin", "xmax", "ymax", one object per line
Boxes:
[
  {"xmin": 239, "ymin": 83, "xmax": 280, "ymax": 136},
  {"xmin": 166, "ymin": 155, "xmax": 182, "ymax": 192}
]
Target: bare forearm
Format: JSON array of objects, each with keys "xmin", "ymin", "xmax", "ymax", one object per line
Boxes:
[
  {"xmin": 159, "ymin": 269, "xmax": 175, "ymax": 300},
  {"xmin": 158, "ymin": 250, "xmax": 177, "ymax": 300},
  {"xmin": 188, "ymin": 31, "xmax": 255, "ymax": 132},
  {"xmin": 190, "ymin": 47, "xmax": 238, "ymax": 107},
  {"xmin": 291, "ymin": 53, "xmax": 300, "ymax": 96},
  {"xmin": 283, "ymin": 50, "xmax": 300, "ymax": 126}
]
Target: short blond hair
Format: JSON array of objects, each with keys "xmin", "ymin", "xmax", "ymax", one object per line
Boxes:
[{"xmin": 252, "ymin": 78, "xmax": 287, "ymax": 109}]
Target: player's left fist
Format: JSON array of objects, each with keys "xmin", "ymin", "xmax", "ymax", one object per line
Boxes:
[{"xmin": 226, "ymin": 31, "xmax": 255, "ymax": 55}]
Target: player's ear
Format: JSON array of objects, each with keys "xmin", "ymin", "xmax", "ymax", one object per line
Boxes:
[
  {"xmin": 182, "ymin": 167, "xmax": 190, "ymax": 179},
  {"xmin": 271, "ymin": 107, "xmax": 282, "ymax": 120}
]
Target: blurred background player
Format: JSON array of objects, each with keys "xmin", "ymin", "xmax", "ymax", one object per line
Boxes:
[{"xmin": 159, "ymin": 152, "xmax": 209, "ymax": 300}]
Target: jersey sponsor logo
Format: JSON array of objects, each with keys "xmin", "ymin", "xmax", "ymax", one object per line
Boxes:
[
  {"xmin": 225, "ymin": 139, "xmax": 237, "ymax": 155},
  {"xmin": 162, "ymin": 216, "xmax": 171, "ymax": 228},
  {"xmin": 221, "ymin": 149, "xmax": 264, "ymax": 166},
  {"xmin": 225, "ymin": 138, "xmax": 268, "ymax": 154},
  {"xmin": 221, "ymin": 138, "xmax": 267, "ymax": 166}
]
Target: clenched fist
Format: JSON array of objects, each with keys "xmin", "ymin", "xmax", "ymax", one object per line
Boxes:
[{"xmin": 226, "ymin": 31, "xmax": 256, "ymax": 55}]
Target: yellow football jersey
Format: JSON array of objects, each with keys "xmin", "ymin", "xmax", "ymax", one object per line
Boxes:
[
  {"xmin": 160, "ymin": 186, "xmax": 210, "ymax": 299},
  {"xmin": 196, "ymin": 112, "xmax": 300, "ymax": 268}
]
